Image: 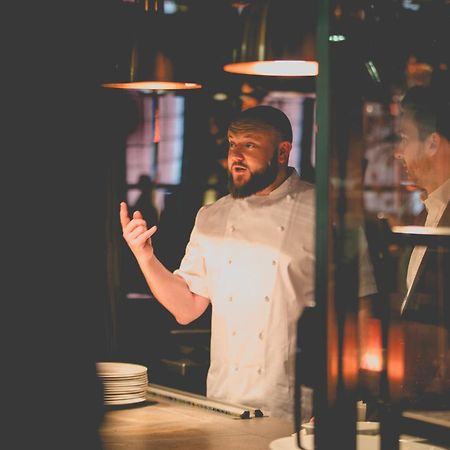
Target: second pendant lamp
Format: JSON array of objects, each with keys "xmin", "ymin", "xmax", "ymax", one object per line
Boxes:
[{"xmin": 223, "ymin": 0, "xmax": 319, "ymax": 77}]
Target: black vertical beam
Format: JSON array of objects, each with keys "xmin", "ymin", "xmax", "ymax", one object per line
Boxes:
[{"xmin": 314, "ymin": 0, "xmax": 333, "ymax": 450}]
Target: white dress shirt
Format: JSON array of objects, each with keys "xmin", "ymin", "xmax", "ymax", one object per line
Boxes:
[
  {"xmin": 406, "ymin": 177, "xmax": 450, "ymax": 294},
  {"xmin": 174, "ymin": 168, "xmax": 376, "ymax": 419}
]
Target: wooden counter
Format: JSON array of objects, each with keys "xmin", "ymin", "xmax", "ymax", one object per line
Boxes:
[{"xmin": 99, "ymin": 393, "xmax": 294, "ymax": 450}]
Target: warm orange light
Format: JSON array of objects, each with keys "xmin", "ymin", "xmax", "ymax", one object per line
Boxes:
[
  {"xmin": 327, "ymin": 281, "xmax": 339, "ymax": 404},
  {"xmin": 360, "ymin": 318, "xmax": 383, "ymax": 372},
  {"xmin": 361, "ymin": 353, "xmax": 382, "ymax": 371},
  {"xmin": 342, "ymin": 316, "xmax": 359, "ymax": 388},
  {"xmin": 359, "ymin": 318, "xmax": 383, "ymax": 396},
  {"xmin": 153, "ymin": 103, "xmax": 160, "ymax": 145},
  {"xmin": 223, "ymin": 60, "xmax": 319, "ymax": 77},
  {"xmin": 387, "ymin": 323, "xmax": 405, "ymax": 402},
  {"xmin": 101, "ymin": 81, "xmax": 202, "ymax": 91}
]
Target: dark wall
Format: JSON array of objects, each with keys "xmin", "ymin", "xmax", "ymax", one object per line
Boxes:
[{"xmin": 4, "ymin": 2, "xmax": 129, "ymax": 449}]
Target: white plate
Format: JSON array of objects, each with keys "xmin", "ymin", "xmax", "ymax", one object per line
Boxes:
[
  {"xmin": 103, "ymin": 392, "xmax": 145, "ymax": 402},
  {"xmin": 103, "ymin": 384, "xmax": 148, "ymax": 391},
  {"xmin": 269, "ymin": 434, "xmax": 447, "ymax": 450},
  {"xmin": 96, "ymin": 362, "xmax": 148, "ymax": 377},
  {"xmin": 104, "ymin": 396, "xmax": 147, "ymax": 406},
  {"xmin": 269, "ymin": 434, "xmax": 313, "ymax": 450},
  {"xmin": 301, "ymin": 421, "xmax": 379, "ymax": 434}
]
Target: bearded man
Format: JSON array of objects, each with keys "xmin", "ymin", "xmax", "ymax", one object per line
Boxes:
[{"xmin": 120, "ymin": 105, "xmax": 376, "ymax": 419}]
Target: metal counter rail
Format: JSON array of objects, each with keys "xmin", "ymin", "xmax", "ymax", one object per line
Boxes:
[{"xmin": 147, "ymin": 383, "xmax": 264, "ymax": 419}]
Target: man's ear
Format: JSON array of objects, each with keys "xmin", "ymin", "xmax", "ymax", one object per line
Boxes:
[
  {"xmin": 278, "ymin": 141, "xmax": 292, "ymax": 164},
  {"xmin": 426, "ymin": 132, "xmax": 440, "ymax": 156}
]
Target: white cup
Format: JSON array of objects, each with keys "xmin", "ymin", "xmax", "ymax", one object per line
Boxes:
[{"xmin": 357, "ymin": 401, "xmax": 367, "ymax": 421}]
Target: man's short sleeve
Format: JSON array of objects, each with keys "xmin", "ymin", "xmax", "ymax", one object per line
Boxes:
[{"xmin": 173, "ymin": 207, "xmax": 210, "ymax": 299}]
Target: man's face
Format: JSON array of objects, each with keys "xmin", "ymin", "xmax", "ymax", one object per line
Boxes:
[
  {"xmin": 395, "ymin": 115, "xmax": 432, "ymax": 189},
  {"xmin": 227, "ymin": 128, "xmax": 280, "ymax": 198}
]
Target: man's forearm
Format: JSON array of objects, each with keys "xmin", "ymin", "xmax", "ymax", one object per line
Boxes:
[{"xmin": 135, "ymin": 252, "xmax": 209, "ymax": 324}]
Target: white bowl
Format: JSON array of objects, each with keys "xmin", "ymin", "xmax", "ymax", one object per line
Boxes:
[{"xmin": 301, "ymin": 421, "xmax": 379, "ymax": 435}]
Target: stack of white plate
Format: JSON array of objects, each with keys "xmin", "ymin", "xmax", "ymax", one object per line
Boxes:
[{"xmin": 96, "ymin": 362, "xmax": 148, "ymax": 406}]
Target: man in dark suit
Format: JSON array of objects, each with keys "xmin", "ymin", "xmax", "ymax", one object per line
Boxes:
[{"xmin": 394, "ymin": 85, "xmax": 450, "ymax": 407}]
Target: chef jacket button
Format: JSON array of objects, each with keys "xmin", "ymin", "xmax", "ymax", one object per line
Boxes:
[
  {"xmin": 272, "ymin": 260, "xmax": 277, "ymax": 266},
  {"xmin": 257, "ymin": 368, "xmax": 262, "ymax": 375},
  {"xmin": 235, "ymin": 365, "xmax": 239, "ymax": 372},
  {"xmin": 228, "ymin": 258, "xmax": 232, "ymax": 264},
  {"xmin": 264, "ymin": 296, "xmax": 270, "ymax": 302},
  {"xmin": 258, "ymin": 332, "xmax": 264, "ymax": 340},
  {"xmin": 228, "ymin": 296, "xmax": 233, "ymax": 302},
  {"xmin": 278, "ymin": 225, "xmax": 285, "ymax": 232}
]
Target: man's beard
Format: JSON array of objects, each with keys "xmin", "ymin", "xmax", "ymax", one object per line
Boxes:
[{"xmin": 228, "ymin": 151, "xmax": 279, "ymax": 199}]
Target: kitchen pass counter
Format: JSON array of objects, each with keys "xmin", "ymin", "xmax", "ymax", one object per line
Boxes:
[{"xmin": 99, "ymin": 387, "xmax": 293, "ymax": 450}]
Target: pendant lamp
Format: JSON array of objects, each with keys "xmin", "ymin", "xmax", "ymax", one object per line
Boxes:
[
  {"xmin": 101, "ymin": 1, "xmax": 203, "ymax": 188},
  {"xmin": 223, "ymin": 0, "xmax": 318, "ymax": 77},
  {"xmin": 102, "ymin": 0, "xmax": 201, "ymax": 92}
]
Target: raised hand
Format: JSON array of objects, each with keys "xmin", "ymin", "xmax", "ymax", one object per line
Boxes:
[{"xmin": 120, "ymin": 202, "xmax": 157, "ymax": 259}]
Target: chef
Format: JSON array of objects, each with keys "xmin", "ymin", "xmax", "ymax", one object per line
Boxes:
[{"xmin": 120, "ymin": 105, "xmax": 377, "ymax": 419}]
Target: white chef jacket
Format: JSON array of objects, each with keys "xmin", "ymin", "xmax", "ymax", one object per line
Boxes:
[{"xmin": 174, "ymin": 168, "xmax": 376, "ymax": 419}]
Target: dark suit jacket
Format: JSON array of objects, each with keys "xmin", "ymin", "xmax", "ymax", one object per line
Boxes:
[
  {"xmin": 402, "ymin": 202, "xmax": 450, "ymax": 328},
  {"xmin": 401, "ymin": 201, "xmax": 450, "ymax": 407}
]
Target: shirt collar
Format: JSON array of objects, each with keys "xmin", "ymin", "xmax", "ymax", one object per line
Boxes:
[
  {"xmin": 423, "ymin": 177, "xmax": 450, "ymax": 213},
  {"xmin": 246, "ymin": 166, "xmax": 301, "ymax": 202},
  {"xmin": 232, "ymin": 167, "xmax": 305, "ymax": 204}
]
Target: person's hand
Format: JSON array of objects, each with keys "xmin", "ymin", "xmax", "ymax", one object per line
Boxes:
[{"xmin": 120, "ymin": 202, "xmax": 157, "ymax": 259}]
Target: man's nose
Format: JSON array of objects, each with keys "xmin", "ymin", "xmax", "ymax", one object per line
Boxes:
[{"xmin": 229, "ymin": 147, "xmax": 244, "ymax": 160}]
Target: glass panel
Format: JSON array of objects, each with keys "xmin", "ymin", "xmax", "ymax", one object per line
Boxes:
[{"xmin": 322, "ymin": 1, "xmax": 449, "ymax": 448}]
